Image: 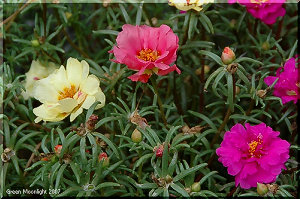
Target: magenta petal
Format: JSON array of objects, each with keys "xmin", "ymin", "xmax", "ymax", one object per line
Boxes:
[{"xmin": 264, "ymin": 76, "xmax": 278, "ymax": 86}]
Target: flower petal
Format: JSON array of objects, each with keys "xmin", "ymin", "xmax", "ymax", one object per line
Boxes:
[
  {"xmin": 81, "ymin": 75, "xmax": 100, "ymax": 95},
  {"xmin": 66, "ymin": 58, "xmax": 82, "ymax": 88}
]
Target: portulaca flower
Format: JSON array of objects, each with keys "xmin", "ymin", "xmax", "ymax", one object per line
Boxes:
[
  {"xmin": 22, "ymin": 60, "xmax": 58, "ymax": 100},
  {"xmin": 33, "ymin": 58, "xmax": 105, "ymax": 122}
]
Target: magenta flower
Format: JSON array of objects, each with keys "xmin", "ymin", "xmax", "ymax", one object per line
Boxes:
[
  {"xmin": 109, "ymin": 24, "xmax": 181, "ymax": 83},
  {"xmin": 264, "ymin": 57, "xmax": 300, "ymax": 104},
  {"xmin": 228, "ymin": 0, "xmax": 286, "ymax": 25},
  {"xmin": 216, "ymin": 123, "xmax": 290, "ymax": 189}
]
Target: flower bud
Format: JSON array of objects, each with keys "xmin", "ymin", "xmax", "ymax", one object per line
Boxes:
[
  {"xmin": 165, "ymin": 175, "xmax": 173, "ymax": 183},
  {"xmin": 98, "ymin": 152, "xmax": 110, "ymax": 167},
  {"xmin": 195, "ymin": 65, "xmax": 210, "ymax": 76},
  {"xmin": 65, "ymin": 12, "xmax": 72, "ymax": 20},
  {"xmin": 257, "ymin": 183, "xmax": 268, "ymax": 196},
  {"xmin": 131, "ymin": 128, "xmax": 142, "ymax": 143},
  {"xmin": 256, "ymin": 89, "xmax": 267, "ymax": 99},
  {"xmin": 191, "ymin": 182, "xmax": 201, "ymax": 192},
  {"xmin": 155, "ymin": 146, "xmax": 163, "ymax": 158},
  {"xmin": 230, "ymin": 19, "xmax": 236, "ymax": 28},
  {"xmin": 54, "ymin": 145, "xmax": 62, "ymax": 155},
  {"xmin": 262, "ymin": 41, "xmax": 270, "ymax": 51},
  {"xmin": 41, "ymin": 157, "xmax": 49, "ymax": 161},
  {"xmin": 31, "ymin": 40, "xmax": 40, "ymax": 47},
  {"xmin": 221, "ymin": 47, "xmax": 236, "ymax": 65},
  {"xmin": 235, "ymin": 86, "xmax": 241, "ymax": 95}
]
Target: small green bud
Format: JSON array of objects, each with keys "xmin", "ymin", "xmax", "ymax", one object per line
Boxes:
[
  {"xmin": 191, "ymin": 182, "xmax": 201, "ymax": 192},
  {"xmin": 31, "ymin": 39, "xmax": 40, "ymax": 47},
  {"xmin": 235, "ymin": 86, "xmax": 241, "ymax": 95},
  {"xmin": 165, "ymin": 175, "xmax": 172, "ymax": 183},
  {"xmin": 257, "ymin": 183, "xmax": 268, "ymax": 196},
  {"xmin": 131, "ymin": 129, "xmax": 142, "ymax": 143},
  {"xmin": 262, "ymin": 41, "xmax": 270, "ymax": 51}
]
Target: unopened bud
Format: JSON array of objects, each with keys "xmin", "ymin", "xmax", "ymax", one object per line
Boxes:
[
  {"xmin": 65, "ymin": 12, "xmax": 72, "ymax": 20},
  {"xmin": 98, "ymin": 152, "xmax": 110, "ymax": 167},
  {"xmin": 31, "ymin": 40, "xmax": 40, "ymax": 47},
  {"xmin": 165, "ymin": 175, "xmax": 173, "ymax": 183},
  {"xmin": 256, "ymin": 89, "xmax": 267, "ymax": 99},
  {"xmin": 195, "ymin": 65, "xmax": 210, "ymax": 76},
  {"xmin": 41, "ymin": 157, "xmax": 49, "ymax": 161},
  {"xmin": 151, "ymin": 17, "xmax": 158, "ymax": 25},
  {"xmin": 230, "ymin": 19, "xmax": 236, "ymax": 28},
  {"xmin": 262, "ymin": 41, "xmax": 270, "ymax": 51},
  {"xmin": 257, "ymin": 183, "xmax": 268, "ymax": 196},
  {"xmin": 235, "ymin": 86, "xmax": 241, "ymax": 95},
  {"xmin": 221, "ymin": 47, "xmax": 236, "ymax": 65},
  {"xmin": 155, "ymin": 146, "xmax": 163, "ymax": 158},
  {"xmin": 191, "ymin": 182, "xmax": 201, "ymax": 192},
  {"xmin": 54, "ymin": 145, "xmax": 62, "ymax": 155},
  {"xmin": 131, "ymin": 129, "xmax": 142, "ymax": 143}
]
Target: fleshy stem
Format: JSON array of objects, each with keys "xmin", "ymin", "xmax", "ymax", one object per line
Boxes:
[
  {"xmin": 196, "ymin": 73, "xmax": 235, "ymax": 181},
  {"xmin": 209, "ymin": 73, "xmax": 235, "ymax": 148},
  {"xmin": 150, "ymin": 77, "xmax": 167, "ymax": 127}
]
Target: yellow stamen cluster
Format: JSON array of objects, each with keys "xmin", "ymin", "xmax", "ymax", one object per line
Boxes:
[
  {"xmin": 58, "ymin": 84, "xmax": 77, "ymax": 100},
  {"xmin": 248, "ymin": 135, "xmax": 263, "ymax": 157},
  {"xmin": 137, "ymin": 49, "xmax": 160, "ymax": 62},
  {"xmin": 250, "ymin": 0, "xmax": 269, "ymax": 4}
]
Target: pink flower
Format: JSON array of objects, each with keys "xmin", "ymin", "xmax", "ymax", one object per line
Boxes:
[
  {"xmin": 264, "ymin": 57, "xmax": 300, "ymax": 104},
  {"xmin": 216, "ymin": 123, "xmax": 290, "ymax": 189},
  {"xmin": 228, "ymin": 0, "xmax": 286, "ymax": 25},
  {"xmin": 109, "ymin": 24, "xmax": 181, "ymax": 83}
]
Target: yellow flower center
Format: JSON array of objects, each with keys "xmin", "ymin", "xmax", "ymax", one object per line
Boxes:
[
  {"xmin": 296, "ymin": 82, "xmax": 300, "ymax": 88},
  {"xmin": 248, "ymin": 134, "xmax": 263, "ymax": 157},
  {"xmin": 137, "ymin": 48, "xmax": 160, "ymax": 62},
  {"xmin": 250, "ymin": 0, "xmax": 269, "ymax": 4},
  {"xmin": 58, "ymin": 84, "xmax": 77, "ymax": 100},
  {"xmin": 248, "ymin": 141, "xmax": 258, "ymax": 156},
  {"xmin": 287, "ymin": 90, "xmax": 297, "ymax": 96}
]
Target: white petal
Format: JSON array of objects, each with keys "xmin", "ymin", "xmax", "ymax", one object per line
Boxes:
[
  {"xmin": 58, "ymin": 98, "xmax": 78, "ymax": 112},
  {"xmin": 33, "ymin": 78, "xmax": 59, "ymax": 103},
  {"xmin": 66, "ymin": 58, "xmax": 82, "ymax": 88},
  {"xmin": 81, "ymin": 60, "xmax": 89, "ymax": 80},
  {"xmin": 81, "ymin": 95, "xmax": 96, "ymax": 109},
  {"xmin": 70, "ymin": 107, "xmax": 83, "ymax": 122},
  {"xmin": 50, "ymin": 66, "xmax": 70, "ymax": 92},
  {"xmin": 81, "ymin": 75, "xmax": 100, "ymax": 95},
  {"xmin": 33, "ymin": 104, "xmax": 64, "ymax": 122},
  {"xmin": 94, "ymin": 89, "xmax": 106, "ymax": 109}
]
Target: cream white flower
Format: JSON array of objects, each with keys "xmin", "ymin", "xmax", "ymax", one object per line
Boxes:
[
  {"xmin": 22, "ymin": 60, "xmax": 57, "ymax": 100},
  {"xmin": 169, "ymin": 0, "xmax": 214, "ymax": 11},
  {"xmin": 33, "ymin": 57, "xmax": 105, "ymax": 123}
]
